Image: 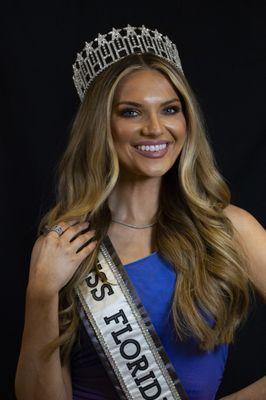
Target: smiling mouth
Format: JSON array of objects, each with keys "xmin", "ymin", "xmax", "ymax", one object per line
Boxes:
[{"xmin": 132, "ymin": 143, "xmax": 171, "ymax": 158}]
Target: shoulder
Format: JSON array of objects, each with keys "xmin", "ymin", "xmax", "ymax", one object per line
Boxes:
[
  {"xmin": 223, "ymin": 203, "xmax": 265, "ymax": 237},
  {"xmin": 223, "ymin": 203, "xmax": 266, "ymax": 299}
]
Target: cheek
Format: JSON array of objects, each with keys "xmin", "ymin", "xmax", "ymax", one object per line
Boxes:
[
  {"xmin": 111, "ymin": 119, "xmax": 137, "ymax": 145},
  {"xmin": 178, "ymin": 114, "xmax": 187, "ymax": 136},
  {"xmin": 180, "ymin": 123, "xmax": 187, "ymax": 140},
  {"xmin": 168, "ymin": 118, "xmax": 187, "ymax": 141}
]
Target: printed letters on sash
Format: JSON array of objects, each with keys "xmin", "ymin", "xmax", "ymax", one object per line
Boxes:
[{"xmin": 76, "ymin": 235, "xmax": 189, "ymax": 400}]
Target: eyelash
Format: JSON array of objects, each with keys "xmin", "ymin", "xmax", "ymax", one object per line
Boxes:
[{"xmin": 120, "ymin": 106, "xmax": 181, "ymax": 118}]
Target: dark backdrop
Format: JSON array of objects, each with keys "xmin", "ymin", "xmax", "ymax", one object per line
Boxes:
[{"xmin": 1, "ymin": 1, "xmax": 265, "ymax": 399}]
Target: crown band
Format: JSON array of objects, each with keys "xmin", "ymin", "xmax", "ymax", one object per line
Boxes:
[{"xmin": 72, "ymin": 24, "xmax": 184, "ymax": 101}]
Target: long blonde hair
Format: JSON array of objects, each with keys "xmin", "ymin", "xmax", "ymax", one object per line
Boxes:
[{"xmin": 38, "ymin": 53, "xmax": 252, "ymax": 363}]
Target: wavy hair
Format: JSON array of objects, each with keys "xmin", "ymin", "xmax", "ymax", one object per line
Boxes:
[{"xmin": 37, "ymin": 53, "xmax": 252, "ymax": 363}]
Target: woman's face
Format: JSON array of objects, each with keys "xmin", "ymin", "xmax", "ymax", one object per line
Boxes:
[{"xmin": 111, "ymin": 69, "xmax": 187, "ymax": 179}]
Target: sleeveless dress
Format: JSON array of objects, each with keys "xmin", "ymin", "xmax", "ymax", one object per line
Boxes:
[{"xmin": 70, "ymin": 251, "xmax": 229, "ymax": 400}]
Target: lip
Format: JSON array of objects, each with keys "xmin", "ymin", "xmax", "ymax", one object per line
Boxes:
[
  {"xmin": 133, "ymin": 140, "xmax": 171, "ymax": 146},
  {"xmin": 133, "ymin": 142, "xmax": 171, "ymax": 158}
]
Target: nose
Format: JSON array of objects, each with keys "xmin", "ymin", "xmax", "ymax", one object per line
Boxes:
[{"xmin": 141, "ymin": 112, "xmax": 163, "ymax": 136}]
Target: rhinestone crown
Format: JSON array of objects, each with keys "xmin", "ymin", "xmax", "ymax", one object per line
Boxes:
[{"xmin": 72, "ymin": 24, "xmax": 184, "ymax": 101}]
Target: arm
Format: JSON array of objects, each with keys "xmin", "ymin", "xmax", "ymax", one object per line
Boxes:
[
  {"xmin": 223, "ymin": 204, "xmax": 266, "ymax": 300},
  {"xmin": 219, "ymin": 205, "xmax": 266, "ymax": 400},
  {"xmin": 15, "ymin": 288, "xmax": 72, "ymax": 400},
  {"xmin": 219, "ymin": 376, "xmax": 266, "ymax": 399},
  {"xmin": 15, "ymin": 220, "xmax": 97, "ymax": 400}
]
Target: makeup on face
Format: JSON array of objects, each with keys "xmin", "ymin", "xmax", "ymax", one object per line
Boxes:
[{"xmin": 111, "ymin": 70, "xmax": 187, "ymax": 172}]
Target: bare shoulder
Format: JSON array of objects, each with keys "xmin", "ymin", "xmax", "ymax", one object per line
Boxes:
[
  {"xmin": 223, "ymin": 203, "xmax": 266, "ymax": 299},
  {"xmin": 223, "ymin": 204, "xmax": 265, "ymax": 232}
]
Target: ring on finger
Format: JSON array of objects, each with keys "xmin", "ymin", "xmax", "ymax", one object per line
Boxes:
[{"xmin": 48, "ymin": 224, "xmax": 64, "ymax": 237}]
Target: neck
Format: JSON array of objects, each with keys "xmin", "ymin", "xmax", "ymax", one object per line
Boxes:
[{"xmin": 108, "ymin": 174, "xmax": 161, "ymax": 225}]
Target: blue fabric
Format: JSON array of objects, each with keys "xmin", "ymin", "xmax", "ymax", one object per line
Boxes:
[
  {"xmin": 123, "ymin": 252, "xmax": 228, "ymax": 400},
  {"xmin": 71, "ymin": 251, "xmax": 228, "ymax": 399}
]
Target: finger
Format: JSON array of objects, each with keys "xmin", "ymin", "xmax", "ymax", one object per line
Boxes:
[
  {"xmin": 72, "ymin": 230, "xmax": 96, "ymax": 253},
  {"xmin": 75, "ymin": 238, "xmax": 98, "ymax": 258},
  {"xmin": 46, "ymin": 219, "xmax": 80, "ymax": 238},
  {"xmin": 64, "ymin": 221, "xmax": 91, "ymax": 243}
]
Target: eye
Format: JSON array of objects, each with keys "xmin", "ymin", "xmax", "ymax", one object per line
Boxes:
[
  {"xmin": 163, "ymin": 106, "xmax": 181, "ymax": 114},
  {"xmin": 119, "ymin": 108, "xmax": 139, "ymax": 118},
  {"xmin": 118, "ymin": 105, "xmax": 181, "ymax": 118}
]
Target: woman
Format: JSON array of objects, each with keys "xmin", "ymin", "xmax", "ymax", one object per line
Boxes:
[{"xmin": 15, "ymin": 26, "xmax": 266, "ymax": 400}]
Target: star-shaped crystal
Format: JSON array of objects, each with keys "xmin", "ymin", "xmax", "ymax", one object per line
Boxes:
[
  {"xmin": 141, "ymin": 25, "xmax": 149, "ymax": 35},
  {"xmin": 164, "ymin": 35, "xmax": 172, "ymax": 45},
  {"xmin": 154, "ymin": 29, "xmax": 162, "ymax": 40},
  {"xmin": 126, "ymin": 24, "xmax": 135, "ymax": 36},
  {"xmin": 111, "ymin": 27, "xmax": 121, "ymax": 40},
  {"xmin": 97, "ymin": 33, "xmax": 107, "ymax": 46},
  {"xmin": 85, "ymin": 41, "xmax": 94, "ymax": 53},
  {"xmin": 76, "ymin": 52, "xmax": 83, "ymax": 63}
]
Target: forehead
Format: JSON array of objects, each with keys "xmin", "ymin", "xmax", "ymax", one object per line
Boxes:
[{"xmin": 114, "ymin": 69, "xmax": 178, "ymax": 100}]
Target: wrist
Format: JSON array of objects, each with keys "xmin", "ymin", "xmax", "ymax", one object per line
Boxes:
[{"xmin": 26, "ymin": 282, "xmax": 59, "ymax": 303}]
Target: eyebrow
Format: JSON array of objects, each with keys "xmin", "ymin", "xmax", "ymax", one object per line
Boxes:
[{"xmin": 114, "ymin": 97, "xmax": 181, "ymax": 107}]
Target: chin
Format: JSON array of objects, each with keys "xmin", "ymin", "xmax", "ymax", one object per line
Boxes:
[{"xmin": 135, "ymin": 166, "xmax": 171, "ymax": 178}]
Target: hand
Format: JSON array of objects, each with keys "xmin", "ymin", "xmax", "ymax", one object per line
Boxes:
[{"xmin": 27, "ymin": 220, "xmax": 97, "ymax": 298}]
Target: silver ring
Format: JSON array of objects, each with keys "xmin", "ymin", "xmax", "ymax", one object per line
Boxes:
[{"xmin": 48, "ymin": 224, "xmax": 64, "ymax": 236}]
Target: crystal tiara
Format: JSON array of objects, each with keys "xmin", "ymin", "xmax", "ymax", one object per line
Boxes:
[{"xmin": 72, "ymin": 24, "xmax": 184, "ymax": 101}]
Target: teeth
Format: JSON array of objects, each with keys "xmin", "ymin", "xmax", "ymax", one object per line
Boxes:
[{"xmin": 136, "ymin": 143, "xmax": 167, "ymax": 152}]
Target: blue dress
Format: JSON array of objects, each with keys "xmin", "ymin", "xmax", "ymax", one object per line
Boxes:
[
  {"xmin": 124, "ymin": 251, "xmax": 228, "ymax": 400},
  {"xmin": 71, "ymin": 251, "xmax": 228, "ymax": 400}
]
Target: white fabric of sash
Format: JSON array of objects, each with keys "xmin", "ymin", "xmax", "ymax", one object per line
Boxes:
[{"xmin": 76, "ymin": 244, "xmax": 183, "ymax": 400}]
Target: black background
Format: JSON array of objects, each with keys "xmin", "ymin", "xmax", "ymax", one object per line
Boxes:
[{"xmin": 1, "ymin": 1, "xmax": 265, "ymax": 399}]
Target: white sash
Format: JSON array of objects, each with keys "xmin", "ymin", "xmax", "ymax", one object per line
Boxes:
[{"xmin": 76, "ymin": 235, "xmax": 189, "ymax": 400}]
